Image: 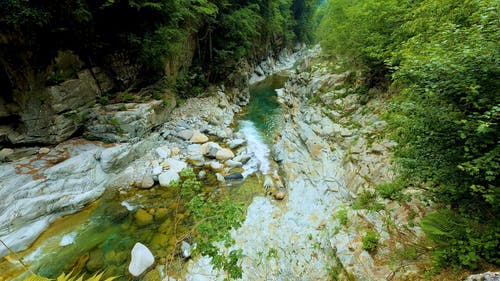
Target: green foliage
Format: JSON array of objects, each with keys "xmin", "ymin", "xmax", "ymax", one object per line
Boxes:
[
  {"xmin": 376, "ymin": 180, "xmax": 404, "ymax": 200},
  {"xmin": 352, "ymin": 190, "xmax": 384, "ymax": 211},
  {"xmin": 336, "ymin": 209, "xmax": 348, "ymax": 226},
  {"xmin": 171, "ymin": 170, "xmax": 245, "ymax": 278},
  {"xmin": 120, "ymin": 92, "xmax": 134, "ymax": 103},
  {"xmin": 318, "ymin": 0, "xmax": 499, "ymax": 271},
  {"xmin": 317, "ymin": 0, "xmax": 414, "ymax": 79},
  {"xmin": 174, "ymin": 67, "xmax": 209, "ymax": 98},
  {"xmin": 361, "ymin": 229, "xmax": 379, "ymax": 252}
]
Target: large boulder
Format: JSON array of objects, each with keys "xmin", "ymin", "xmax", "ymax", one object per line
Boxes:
[{"xmin": 85, "ymin": 99, "xmax": 174, "ymax": 143}]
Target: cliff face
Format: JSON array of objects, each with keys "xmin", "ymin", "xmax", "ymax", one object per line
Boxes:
[{"xmin": 0, "ymin": 37, "xmax": 196, "ymax": 145}]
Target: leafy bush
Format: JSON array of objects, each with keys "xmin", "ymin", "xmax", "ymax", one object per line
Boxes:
[
  {"xmin": 170, "ymin": 170, "xmax": 245, "ymax": 278},
  {"xmin": 361, "ymin": 229, "xmax": 379, "ymax": 252}
]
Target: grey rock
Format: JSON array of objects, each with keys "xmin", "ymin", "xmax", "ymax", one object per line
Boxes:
[
  {"xmin": 178, "ymin": 129, "xmax": 194, "ymax": 140},
  {"xmin": 227, "ymin": 138, "xmax": 246, "ymax": 149},
  {"xmin": 85, "ymin": 100, "xmax": 173, "ymax": 143},
  {"xmin": 200, "ymin": 142, "xmax": 221, "ymax": 158}
]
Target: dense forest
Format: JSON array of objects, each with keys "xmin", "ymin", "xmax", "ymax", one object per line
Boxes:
[
  {"xmin": 0, "ymin": 0, "xmax": 318, "ymax": 95},
  {"xmin": 317, "ymin": 0, "xmax": 499, "ymax": 272}
]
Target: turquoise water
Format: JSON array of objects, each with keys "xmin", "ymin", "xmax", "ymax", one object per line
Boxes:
[{"xmin": 242, "ymin": 75, "xmax": 287, "ymax": 142}]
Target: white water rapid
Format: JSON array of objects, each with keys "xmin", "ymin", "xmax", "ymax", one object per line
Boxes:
[{"xmin": 239, "ymin": 120, "xmax": 272, "ymax": 178}]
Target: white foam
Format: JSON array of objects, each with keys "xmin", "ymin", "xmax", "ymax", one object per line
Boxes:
[
  {"xmin": 239, "ymin": 120, "xmax": 271, "ymax": 177},
  {"xmin": 121, "ymin": 201, "xmax": 137, "ymax": 211}
]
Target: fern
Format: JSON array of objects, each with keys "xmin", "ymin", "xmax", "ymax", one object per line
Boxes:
[
  {"xmin": 419, "ymin": 209, "xmax": 463, "ymax": 244},
  {"xmin": 421, "ymin": 209, "xmax": 499, "ymax": 269}
]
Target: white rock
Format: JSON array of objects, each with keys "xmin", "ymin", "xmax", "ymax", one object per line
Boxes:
[
  {"xmin": 159, "ymin": 170, "xmax": 180, "ymax": 187},
  {"xmin": 156, "ymin": 146, "xmax": 171, "ymax": 159},
  {"xmin": 164, "ymin": 158, "xmax": 187, "ymax": 173},
  {"xmin": 128, "ymin": 242, "xmax": 155, "ymax": 277},
  {"xmin": 225, "ymin": 160, "xmax": 242, "ymax": 168},
  {"xmin": 181, "ymin": 241, "xmax": 191, "ymax": 258},
  {"xmin": 121, "ymin": 201, "xmax": 137, "ymax": 211}
]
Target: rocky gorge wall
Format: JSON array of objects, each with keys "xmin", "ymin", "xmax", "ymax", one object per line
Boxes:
[{"xmin": 186, "ymin": 46, "xmax": 432, "ymax": 280}]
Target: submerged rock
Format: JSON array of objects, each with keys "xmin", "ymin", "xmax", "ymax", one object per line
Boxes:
[
  {"xmin": 273, "ymin": 191, "xmax": 286, "ymax": 200},
  {"xmin": 128, "ymin": 242, "xmax": 155, "ymax": 277},
  {"xmin": 135, "ymin": 209, "xmax": 153, "ymax": 226}
]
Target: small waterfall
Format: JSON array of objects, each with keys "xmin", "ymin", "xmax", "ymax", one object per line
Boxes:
[{"xmin": 239, "ymin": 120, "xmax": 271, "ymax": 177}]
